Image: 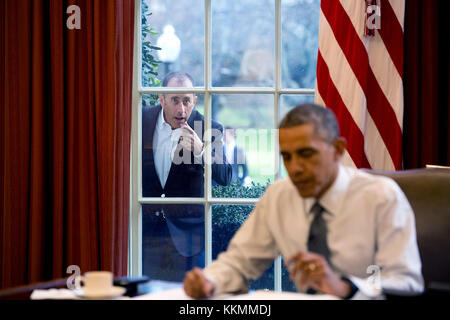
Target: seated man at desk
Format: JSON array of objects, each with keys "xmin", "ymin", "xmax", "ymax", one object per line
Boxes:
[{"xmin": 183, "ymin": 103, "xmax": 424, "ymax": 299}]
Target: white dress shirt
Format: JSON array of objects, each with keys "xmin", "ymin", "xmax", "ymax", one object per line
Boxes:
[
  {"xmin": 153, "ymin": 109, "xmax": 182, "ymax": 188},
  {"xmin": 153, "ymin": 109, "xmax": 204, "ymax": 188},
  {"xmin": 204, "ymin": 164, "xmax": 424, "ymax": 299}
]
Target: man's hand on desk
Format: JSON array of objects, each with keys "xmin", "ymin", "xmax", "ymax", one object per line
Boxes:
[
  {"xmin": 183, "ymin": 267, "xmax": 216, "ymax": 299},
  {"xmin": 286, "ymin": 251, "xmax": 351, "ymax": 298}
]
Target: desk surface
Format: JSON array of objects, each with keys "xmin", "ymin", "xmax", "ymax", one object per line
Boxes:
[
  {"xmin": 24, "ymin": 279, "xmax": 339, "ymax": 300},
  {"xmin": 131, "ymin": 280, "xmax": 339, "ymax": 300}
]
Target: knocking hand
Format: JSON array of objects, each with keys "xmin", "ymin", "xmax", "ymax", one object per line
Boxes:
[
  {"xmin": 285, "ymin": 251, "xmax": 351, "ymax": 298},
  {"xmin": 179, "ymin": 123, "xmax": 204, "ymax": 156},
  {"xmin": 183, "ymin": 267, "xmax": 216, "ymax": 299}
]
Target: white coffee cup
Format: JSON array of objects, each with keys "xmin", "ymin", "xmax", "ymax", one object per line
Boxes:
[{"xmin": 81, "ymin": 271, "xmax": 114, "ymax": 295}]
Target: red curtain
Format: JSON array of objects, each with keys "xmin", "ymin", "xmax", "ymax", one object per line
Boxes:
[
  {"xmin": 0, "ymin": 0, "xmax": 134, "ymax": 288},
  {"xmin": 403, "ymin": 0, "xmax": 450, "ymax": 168}
]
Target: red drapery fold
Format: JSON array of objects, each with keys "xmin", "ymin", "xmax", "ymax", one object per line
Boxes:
[
  {"xmin": 1, "ymin": 0, "xmax": 134, "ymax": 288},
  {"xmin": 403, "ymin": 0, "xmax": 450, "ymax": 168}
]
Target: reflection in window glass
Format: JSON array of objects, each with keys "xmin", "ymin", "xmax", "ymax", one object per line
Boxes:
[
  {"xmin": 212, "ymin": 94, "xmax": 275, "ymax": 196},
  {"xmin": 282, "ymin": 0, "xmax": 321, "ymax": 89},
  {"xmin": 212, "ymin": 0, "xmax": 275, "ymax": 87},
  {"xmin": 212, "ymin": 205, "xmax": 274, "ymax": 290},
  {"xmin": 143, "ymin": 0, "xmax": 205, "ymax": 86},
  {"xmin": 142, "ymin": 204, "xmax": 205, "ymax": 282}
]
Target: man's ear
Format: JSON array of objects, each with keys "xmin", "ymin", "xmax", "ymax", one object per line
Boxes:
[
  {"xmin": 158, "ymin": 94, "xmax": 165, "ymax": 105},
  {"xmin": 332, "ymin": 137, "xmax": 347, "ymax": 160}
]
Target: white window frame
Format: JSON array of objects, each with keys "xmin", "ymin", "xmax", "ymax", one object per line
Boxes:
[{"xmin": 130, "ymin": 0, "xmax": 315, "ymax": 291}]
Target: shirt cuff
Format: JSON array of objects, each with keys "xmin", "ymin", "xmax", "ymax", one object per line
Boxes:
[
  {"xmin": 345, "ymin": 275, "xmax": 385, "ymax": 300},
  {"xmin": 341, "ymin": 276, "xmax": 359, "ymax": 299},
  {"xmin": 203, "ymin": 272, "xmax": 220, "ymax": 297},
  {"xmin": 193, "ymin": 144, "xmax": 205, "ymax": 159}
]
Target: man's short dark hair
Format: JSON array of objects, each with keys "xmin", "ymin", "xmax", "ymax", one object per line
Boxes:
[
  {"xmin": 162, "ymin": 72, "xmax": 195, "ymax": 87},
  {"xmin": 279, "ymin": 103, "xmax": 340, "ymax": 143}
]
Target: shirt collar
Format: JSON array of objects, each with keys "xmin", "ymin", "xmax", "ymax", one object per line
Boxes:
[
  {"xmin": 157, "ymin": 108, "xmax": 183, "ymax": 143},
  {"xmin": 157, "ymin": 108, "xmax": 171, "ymax": 131},
  {"xmin": 305, "ymin": 163, "xmax": 350, "ymax": 216}
]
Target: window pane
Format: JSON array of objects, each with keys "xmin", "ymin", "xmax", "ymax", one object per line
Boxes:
[
  {"xmin": 280, "ymin": 94, "xmax": 315, "ymax": 119},
  {"xmin": 212, "ymin": 0, "xmax": 275, "ymax": 87},
  {"xmin": 142, "ymin": 0, "xmax": 205, "ymax": 87},
  {"xmin": 141, "ymin": 93, "xmax": 206, "ymax": 198},
  {"xmin": 212, "ymin": 204, "xmax": 274, "ymax": 290},
  {"xmin": 282, "ymin": 0, "xmax": 321, "ymax": 89},
  {"xmin": 142, "ymin": 204, "xmax": 205, "ymax": 282},
  {"xmin": 212, "ymin": 94, "xmax": 275, "ymax": 197}
]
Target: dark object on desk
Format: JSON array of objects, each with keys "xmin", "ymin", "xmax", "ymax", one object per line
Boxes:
[
  {"xmin": 383, "ymin": 288, "xmax": 424, "ymax": 300},
  {"xmin": 384, "ymin": 282, "xmax": 450, "ymax": 300},
  {"xmin": 366, "ymin": 167, "xmax": 450, "ymax": 294},
  {"xmin": 425, "ymin": 282, "xmax": 450, "ymax": 298},
  {"xmin": 114, "ymin": 276, "xmax": 150, "ymax": 297}
]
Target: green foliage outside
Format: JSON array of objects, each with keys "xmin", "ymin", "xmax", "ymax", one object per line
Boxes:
[
  {"xmin": 212, "ymin": 181, "xmax": 271, "ymax": 290},
  {"xmin": 141, "ymin": 0, "xmax": 161, "ymax": 106},
  {"xmin": 212, "ymin": 180, "xmax": 269, "ymax": 253}
]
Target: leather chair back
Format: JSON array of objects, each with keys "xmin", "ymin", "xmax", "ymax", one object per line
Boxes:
[{"xmin": 367, "ymin": 168, "xmax": 450, "ymax": 288}]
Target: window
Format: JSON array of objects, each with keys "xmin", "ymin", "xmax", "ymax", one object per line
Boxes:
[{"xmin": 131, "ymin": 0, "xmax": 320, "ymax": 291}]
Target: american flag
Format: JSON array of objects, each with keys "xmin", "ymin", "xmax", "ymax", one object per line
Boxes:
[{"xmin": 315, "ymin": 0, "xmax": 405, "ymax": 171}]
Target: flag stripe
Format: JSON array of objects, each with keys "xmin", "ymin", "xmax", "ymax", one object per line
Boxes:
[
  {"xmin": 339, "ymin": 0, "xmax": 404, "ymax": 127},
  {"xmin": 378, "ymin": 0, "xmax": 404, "ymax": 76},
  {"xmin": 364, "ymin": 111, "xmax": 396, "ymax": 170},
  {"xmin": 388, "ymin": 0, "xmax": 405, "ymax": 31},
  {"xmin": 317, "ymin": 51, "xmax": 371, "ymax": 168},
  {"xmin": 321, "ymin": 0, "xmax": 402, "ymax": 169},
  {"xmin": 317, "ymin": 5, "xmax": 396, "ymax": 170},
  {"xmin": 317, "ymin": 9, "xmax": 367, "ymax": 132},
  {"xmin": 316, "ymin": 10, "xmax": 396, "ymax": 171}
]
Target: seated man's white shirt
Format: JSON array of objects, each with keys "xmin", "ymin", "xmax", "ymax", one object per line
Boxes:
[{"xmin": 204, "ymin": 164, "xmax": 424, "ymax": 299}]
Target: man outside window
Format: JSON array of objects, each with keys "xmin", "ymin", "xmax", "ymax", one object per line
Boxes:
[{"xmin": 142, "ymin": 72, "xmax": 232, "ymax": 281}]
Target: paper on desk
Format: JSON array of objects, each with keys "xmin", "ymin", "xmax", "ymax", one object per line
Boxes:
[
  {"xmin": 226, "ymin": 290, "xmax": 340, "ymax": 300},
  {"xmin": 30, "ymin": 289, "xmax": 79, "ymax": 300},
  {"xmin": 132, "ymin": 288, "xmax": 192, "ymax": 300}
]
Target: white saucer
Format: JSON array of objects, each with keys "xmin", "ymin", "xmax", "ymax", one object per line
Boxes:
[{"xmin": 75, "ymin": 286, "xmax": 126, "ymax": 299}]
